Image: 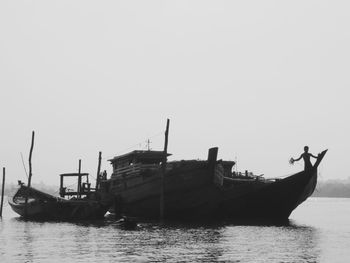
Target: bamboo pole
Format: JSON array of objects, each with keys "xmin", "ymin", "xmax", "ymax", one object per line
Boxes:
[
  {"xmin": 96, "ymin": 152, "xmax": 102, "ymax": 190},
  {"xmin": 0, "ymin": 167, "xmax": 5, "ymax": 217},
  {"xmin": 24, "ymin": 131, "xmax": 35, "ymax": 218},
  {"xmin": 27, "ymin": 131, "xmax": 35, "ymax": 188},
  {"xmin": 160, "ymin": 119, "xmax": 170, "ymax": 221}
]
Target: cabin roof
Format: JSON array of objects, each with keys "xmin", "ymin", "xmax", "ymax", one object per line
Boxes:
[
  {"xmin": 59, "ymin": 173, "xmax": 89, "ymax": 177},
  {"xmin": 109, "ymin": 150, "xmax": 171, "ymax": 163}
]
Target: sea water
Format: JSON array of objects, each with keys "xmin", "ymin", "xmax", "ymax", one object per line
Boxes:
[{"xmin": 1, "ymin": 198, "xmax": 350, "ymax": 262}]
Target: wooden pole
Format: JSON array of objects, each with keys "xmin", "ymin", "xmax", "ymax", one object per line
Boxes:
[
  {"xmin": 24, "ymin": 131, "xmax": 35, "ymax": 218},
  {"xmin": 78, "ymin": 159, "xmax": 82, "ymax": 198},
  {"xmin": 59, "ymin": 174, "xmax": 64, "ymax": 197},
  {"xmin": 27, "ymin": 131, "xmax": 35, "ymax": 188},
  {"xmin": 160, "ymin": 119, "xmax": 170, "ymax": 221},
  {"xmin": 0, "ymin": 167, "xmax": 5, "ymax": 217},
  {"xmin": 96, "ymin": 152, "xmax": 102, "ymax": 190}
]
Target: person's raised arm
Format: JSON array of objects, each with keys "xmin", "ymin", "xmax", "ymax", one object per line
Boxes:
[
  {"xmin": 310, "ymin": 153, "xmax": 318, "ymax": 159},
  {"xmin": 290, "ymin": 154, "xmax": 302, "ymax": 164},
  {"xmin": 294, "ymin": 154, "xmax": 303, "ymax": 162}
]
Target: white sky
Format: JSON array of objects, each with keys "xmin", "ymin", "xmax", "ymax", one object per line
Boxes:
[{"xmin": 0, "ymin": 1, "xmax": 349, "ymax": 185}]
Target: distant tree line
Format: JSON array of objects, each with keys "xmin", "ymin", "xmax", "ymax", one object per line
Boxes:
[{"xmin": 313, "ymin": 179, "xmax": 350, "ymax": 198}]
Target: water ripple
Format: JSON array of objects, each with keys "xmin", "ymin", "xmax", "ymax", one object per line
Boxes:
[{"xmin": 1, "ymin": 198, "xmax": 350, "ymax": 262}]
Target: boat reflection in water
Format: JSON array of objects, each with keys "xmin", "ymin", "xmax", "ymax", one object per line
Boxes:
[
  {"xmin": 3, "ymin": 192, "xmax": 349, "ymax": 262},
  {"xmin": 7, "ymin": 218, "xmax": 320, "ymax": 262}
]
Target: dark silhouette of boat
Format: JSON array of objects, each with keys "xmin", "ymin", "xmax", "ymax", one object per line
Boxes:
[
  {"xmin": 107, "ymin": 121, "xmax": 328, "ymax": 221},
  {"xmin": 108, "ymin": 148, "xmax": 327, "ymax": 221},
  {"xmin": 9, "ymin": 173, "xmax": 112, "ymax": 221},
  {"xmin": 9, "ymin": 132, "xmax": 112, "ymax": 221}
]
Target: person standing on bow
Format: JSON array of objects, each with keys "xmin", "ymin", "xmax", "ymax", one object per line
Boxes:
[{"xmin": 290, "ymin": 146, "xmax": 318, "ymax": 170}]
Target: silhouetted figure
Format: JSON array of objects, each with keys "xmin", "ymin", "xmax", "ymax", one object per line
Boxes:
[{"xmin": 290, "ymin": 146, "xmax": 318, "ymax": 170}]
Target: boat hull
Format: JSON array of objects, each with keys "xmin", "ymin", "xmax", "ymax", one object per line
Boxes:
[
  {"xmin": 9, "ymin": 186, "xmax": 110, "ymax": 221},
  {"xmin": 9, "ymin": 200, "xmax": 109, "ymax": 220},
  {"xmin": 110, "ymin": 150, "xmax": 327, "ymax": 221}
]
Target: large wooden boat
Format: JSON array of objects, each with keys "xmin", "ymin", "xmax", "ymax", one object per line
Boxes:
[
  {"xmin": 9, "ymin": 173, "xmax": 112, "ymax": 220},
  {"xmin": 107, "ymin": 140, "xmax": 327, "ymax": 221}
]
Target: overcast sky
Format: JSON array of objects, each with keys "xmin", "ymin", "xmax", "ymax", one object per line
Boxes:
[{"xmin": 0, "ymin": 1, "xmax": 349, "ymax": 185}]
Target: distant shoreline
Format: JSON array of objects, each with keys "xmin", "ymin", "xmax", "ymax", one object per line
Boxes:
[
  {"xmin": 312, "ymin": 194, "xmax": 350, "ymax": 198},
  {"xmin": 312, "ymin": 179, "xmax": 350, "ymax": 198}
]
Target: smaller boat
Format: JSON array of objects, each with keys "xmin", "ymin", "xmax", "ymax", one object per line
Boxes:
[
  {"xmin": 9, "ymin": 132, "xmax": 112, "ymax": 220},
  {"xmin": 9, "ymin": 173, "xmax": 112, "ymax": 221}
]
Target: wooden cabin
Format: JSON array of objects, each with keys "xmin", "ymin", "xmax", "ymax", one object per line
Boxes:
[
  {"xmin": 59, "ymin": 173, "xmax": 92, "ymax": 199},
  {"xmin": 109, "ymin": 150, "xmax": 171, "ymax": 178},
  {"xmin": 108, "ymin": 150, "xmax": 171, "ymax": 190}
]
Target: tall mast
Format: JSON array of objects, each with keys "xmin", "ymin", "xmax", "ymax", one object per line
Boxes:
[{"xmin": 160, "ymin": 119, "xmax": 170, "ymax": 221}]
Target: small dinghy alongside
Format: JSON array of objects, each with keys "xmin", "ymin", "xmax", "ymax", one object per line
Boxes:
[{"xmin": 9, "ymin": 132, "xmax": 112, "ymax": 221}]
